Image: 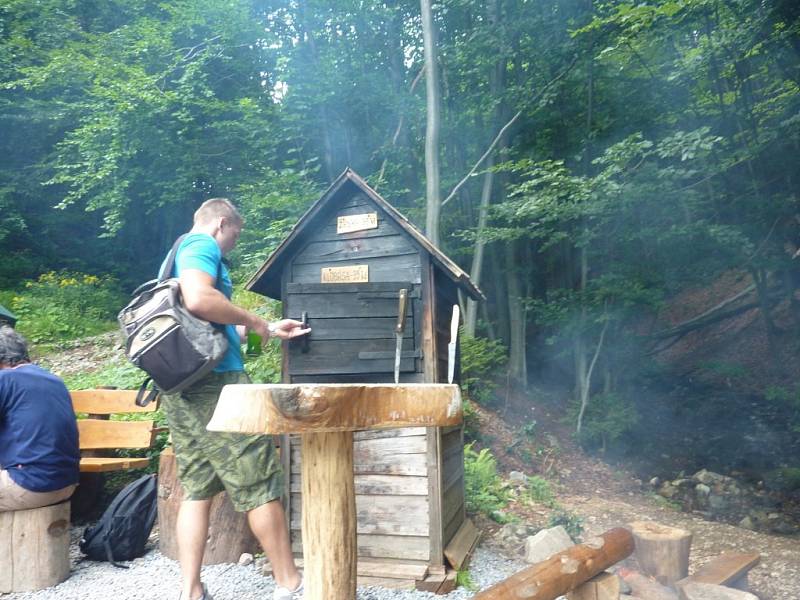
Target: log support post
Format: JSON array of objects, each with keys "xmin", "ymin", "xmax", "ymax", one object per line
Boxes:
[{"xmin": 301, "ymin": 431, "xmax": 357, "ymax": 600}]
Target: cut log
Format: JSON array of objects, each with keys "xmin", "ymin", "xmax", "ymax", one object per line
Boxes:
[
  {"xmin": 473, "ymin": 528, "xmax": 634, "ymax": 600},
  {"xmin": 444, "ymin": 518, "xmax": 480, "ymax": 570},
  {"xmin": 566, "ymin": 571, "xmax": 621, "ymax": 600},
  {"xmin": 677, "ymin": 552, "xmax": 760, "ymax": 591},
  {"xmin": 618, "ymin": 568, "xmax": 679, "ymax": 600},
  {"xmin": 157, "ymin": 448, "xmax": 259, "ymax": 564},
  {"xmin": 629, "ymin": 521, "xmax": 692, "ymax": 585},
  {"xmin": 0, "ymin": 502, "xmax": 71, "ymax": 592},
  {"xmin": 206, "ymin": 383, "xmax": 462, "ymax": 434}
]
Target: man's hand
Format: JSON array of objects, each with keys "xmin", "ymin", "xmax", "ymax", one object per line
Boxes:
[
  {"xmin": 248, "ymin": 317, "xmax": 311, "ymax": 342},
  {"xmin": 269, "ymin": 318, "xmax": 311, "ymax": 340}
]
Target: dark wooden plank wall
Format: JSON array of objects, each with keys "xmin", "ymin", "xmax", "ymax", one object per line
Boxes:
[{"xmin": 288, "ymin": 428, "xmax": 432, "ymax": 562}]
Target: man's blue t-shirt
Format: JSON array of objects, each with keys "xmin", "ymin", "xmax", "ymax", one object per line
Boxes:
[
  {"xmin": 159, "ymin": 233, "xmax": 243, "ymax": 372},
  {"xmin": 0, "ymin": 364, "xmax": 80, "ymax": 492}
]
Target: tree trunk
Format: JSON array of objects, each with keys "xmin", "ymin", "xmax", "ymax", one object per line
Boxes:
[
  {"xmin": 0, "ymin": 502, "xmax": 70, "ymax": 593},
  {"xmin": 506, "ymin": 240, "xmax": 528, "ymax": 386},
  {"xmin": 420, "ymin": 0, "xmax": 442, "ymax": 246},
  {"xmin": 158, "ymin": 448, "xmax": 259, "ymax": 564},
  {"xmin": 629, "ymin": 521, "xmax": 692, "ymax": 586}
]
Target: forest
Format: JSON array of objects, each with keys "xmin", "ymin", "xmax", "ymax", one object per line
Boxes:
[{"xmin": 1, "ymin": 0, "xmax": 800, "ymax": 478}]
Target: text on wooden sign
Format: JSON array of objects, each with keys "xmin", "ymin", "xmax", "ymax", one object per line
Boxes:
[
  {"xmin": 321, "ymin": 265, "xmax": 369, "ymax": 283},
  {"xmin": 337, "ymin": 213, "xmax": 378, "ymax": 234}
]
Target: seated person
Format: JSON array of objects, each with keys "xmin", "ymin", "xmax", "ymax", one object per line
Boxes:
[{"xmin": 0, "ymin": 326, "xmax": 80, "ymax": 511}]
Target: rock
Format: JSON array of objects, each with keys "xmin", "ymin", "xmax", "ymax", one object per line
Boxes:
[
  {"xmin": 509, "ymin": 470, "xmax": 526, "ymax": 484},
  {"xmin": 738, "ymin": 516, "xmax": 755, "ymax": 530},
  {"xmin": 695, "ymin": 483, "xmax": 711, "ymax": 496},
  {"xmin": 524, "ymin": 525, "xmax": 574, "ymax": 564},
  {"xmin": 677, "ymin": 581, "xmax": 758, "ymax": 600},
  {"xmin": 237, "ymin": 552, "xmax": 254, "ymax": 566},
  {"xmin": 694, "ymin": 469, "xmax": 727, "ymax": 485},
  {"xmin": 254, "ymin": 556, "xmax": 268, "ymax": 571},
  {"xmin": 650, "ymin": 477, "xmax": 661, "ymax": 487}
]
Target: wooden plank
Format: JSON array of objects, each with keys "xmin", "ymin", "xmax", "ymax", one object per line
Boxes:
[
  {"xmin": 291, "ymin": 450, "xmax": 427, "ymax": 477},
  {"xmin": 270, "ymin": 556, "xmax": 428, "ymax": 582},
  {"xmin": 290, "ymin": 372, "xmax": 426, "ymax": 384},
  {"xmin": 441, "ymin": 475, "xmax": 464, "ymax": 532},
  {"xmin": 567, "ymin": 572, "xmax": 621, "ymax": 600},
  {"xmin": 287, "ymin": 316, "xmax": 413, "ymax": 341},
  {"xmin": 682, "ymin": 552, "xmax": 760, "ymax": 586},
  {"xmin": 80, "ymin": 457, "xmax": 150, "ymax": 472},
  {"xmin": 291, "ymin": 494, "xmax": 429, "ymax": 536},
  {"xmin": 293, "ymin": 234, "xmax": 417, "ymax": 266},
  {"xmin": 287, "ymin": 339, "xmax": 416, "ymax": 375},
  {"xmin": 292, "ymin": 533, "xmax": 431, "ymax": 562},
  {"xmin": 291, "ymin": 474, "xmax": 428, "ymax": 495},
  {"xmin": 444, "ymin": 518, "xmax": 480, "ymax": 571},
  {"xmin": 292, "ymin": 257, "xmax": 421, "ymax": 286},
  {"xmin": 71, "ymin": 390, "xmax": 158, "ymax": 414},
  {"xmin": 284, "ymin": 290, "xmax": 413, "ymax": 322},
  {"xmin": 286, "ymin": 282, "xmax": 418, "ymax": 295},
  {"xmin": 354, "ymin": 426, "xmax": 426, "ymax": 440},
  {"xmin": 206, "ymin": 384, "xmax": 462, "ymax": 435},
  {"xmin": 77, "ymin": 419, "xmax": 155, "ymax": 449},
  {"xmin": 357, "ymin": 576, "xmax": 417, "ymax": 589}
]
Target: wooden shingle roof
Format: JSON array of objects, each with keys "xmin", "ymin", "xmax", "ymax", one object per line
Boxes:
[{"xmin": 246, "ymin": 168, "xmax": 484, "ymax": 301}]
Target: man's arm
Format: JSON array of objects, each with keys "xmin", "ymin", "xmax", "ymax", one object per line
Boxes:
[{"xmin": 179, "ymin": 269, "xmax": 310, "ymax": 340}]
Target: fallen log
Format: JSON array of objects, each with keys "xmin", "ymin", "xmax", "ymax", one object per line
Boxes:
[{"xmin": 473, "ymin": 528, "xmax": 634, "ymax": 600}]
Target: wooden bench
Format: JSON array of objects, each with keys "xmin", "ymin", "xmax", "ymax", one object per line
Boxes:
[
  {"xmin": 70, "ymin": 389, "xmax": 162, "ymax": 473},
  {"xmin": 678, "ymin": 552, "xmax": 761, "ymax": 591}
]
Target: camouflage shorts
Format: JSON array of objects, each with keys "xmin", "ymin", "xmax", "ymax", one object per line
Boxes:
[{"xmin": 161, "ymin": 371, "xmax": 284, "ymax": 512}]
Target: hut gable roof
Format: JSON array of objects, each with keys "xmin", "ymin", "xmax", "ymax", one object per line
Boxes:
[
  {"xmin": 0, "ymin": 303, "xmax": 17, "ymax": 326},
  {"xmin": 246, "ymin": 168, "xmax": 484, "ymax": 301}
]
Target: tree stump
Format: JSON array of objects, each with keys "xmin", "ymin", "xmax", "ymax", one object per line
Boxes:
[
  {"xmin": 567, "ymin": 571, "xmax": 621, "ymax": 600},
  {"xmin": 629, "ymin": 521, "xmax": 692, "ymax": 586},
  {"xmin": 157, "ymin": 448, "xmax": 259, "ymax": 564},
  {"xmin": 0, "ymin": 502, "xmax": 71, "ymax": 592}
]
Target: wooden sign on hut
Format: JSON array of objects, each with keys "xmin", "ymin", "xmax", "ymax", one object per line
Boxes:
[{"xmin": 247, "ymin": 168, "xmax": 484, "ymax": 588}]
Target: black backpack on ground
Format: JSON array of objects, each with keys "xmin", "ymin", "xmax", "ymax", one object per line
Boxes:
[{"xmin": 79, "ymin": 473, "xmax": 158, "ymax": 568}]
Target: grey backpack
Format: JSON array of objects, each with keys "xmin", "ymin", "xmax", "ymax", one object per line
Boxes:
[{"xmin": 118, "ymin": 235, "xmax": 228, "ymax": 404}]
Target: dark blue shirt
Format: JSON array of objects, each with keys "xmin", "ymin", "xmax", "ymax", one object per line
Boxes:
[{"xmin": 0, "ymin": 364, "xmax": 80, "ymax": 492}]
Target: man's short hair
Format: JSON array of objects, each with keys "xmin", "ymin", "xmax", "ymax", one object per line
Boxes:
[
  {"xmin": 0, "ymin": 326, "xmax": 30, "ymax": 367},
  {"xmin": 193, "ymin": 198, "xmax": 243, "ymax": 227}
]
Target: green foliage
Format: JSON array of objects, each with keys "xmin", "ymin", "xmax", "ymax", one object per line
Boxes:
[
  {"xmin": 524, "ymin": 475, "xmax": 558, "ymax": 508},
  {"xmin": 7, "ymin": 272, "xmax": 123, "ymax": 345},
  {"xmin": 764, "ymin": 467, "xmax": 800, "ymax": 492},
  {"xmin": 547, "ymin": 510, "xmax": 584, "ymax": 542},
  {"xmin": 456, "ymin": 569, "xmax": 477, "ymax": 592},
  {"xmin": 569, "ymin": 393, "xmax": 639, "ymax": 452},
  {"xmin": 460, "ymin": 334, "xmax": 507, "ymax": 405},
  {"xmin": 462, "ymin": 398, "xmax": 481, "ymax": 443},
  {"xmin": 60, "ymin": 360, "xmax": 143, "ymax": 391},
  {"xmin": 463, "ymin": 442, "xmax": 509, "ymax": 518},
  {"xmin": 764, "ymin": 386, "xmax": 800, "ymax": 433}
]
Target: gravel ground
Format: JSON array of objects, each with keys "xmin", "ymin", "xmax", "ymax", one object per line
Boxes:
[{"xmin": 4, "ymin": 528, "xmax": 529, "ymax": 600}]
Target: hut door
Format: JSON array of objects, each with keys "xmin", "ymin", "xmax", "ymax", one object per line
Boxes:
[{"xmin": 285, "ymin": 282, "xmax": 419, "ymax": 380}]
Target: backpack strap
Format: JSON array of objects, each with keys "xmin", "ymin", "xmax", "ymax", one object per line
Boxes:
[
  {"xmin": 158, "ymin": 234, "xmax": 190, "ymax": 283},
  {"xmin": 159, "ymin": 234, "xmax": 223, "ymax": 286},
  {"xmin": 104, "ymin": 536, "xmax": 129, "ymax": 569},
  {"xmin": 135, "ymin": 377, "xmax": 159, "ymax": 407}
]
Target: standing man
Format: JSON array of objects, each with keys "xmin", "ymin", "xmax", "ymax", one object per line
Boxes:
[
  {"xmin": 0, "ymin": 327, "xmax": 80, "ymax": 511},
  {"xmin": 161, "ymin": 198, "xmax": 309, "ymax": 600}
]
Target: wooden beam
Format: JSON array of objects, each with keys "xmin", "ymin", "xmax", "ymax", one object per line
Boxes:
[
  {"xmin": 206, "ymin": 384, "xmax": 462, "ymax": 434},
  {"xmin": 444, "ymin": 518, "xmax": 480, "ymax": 570},
  {"xmin": 77, "ymin": 419, "xmax": 155, "ymax": 449},
  {"xmin": 71, "ymin": 389, "xmax": 157, "ymax": 414},
  {"xmin": 473, "ymin": 528, "xmax": 634, "ymax": 600},
  {"xmin": 301, "ymin": 432, "xmax": 356, "ymax": 600},
  {"xmin": 79, "ymin": 457, "xmax": 150, "ymax": 472},
  {"xmin": 678, "ymin": 553, "xmax": 760, "ymax": 590}
]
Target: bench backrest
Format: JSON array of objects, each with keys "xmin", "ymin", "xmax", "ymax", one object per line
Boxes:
[{"xmin": 71, "ymin": 390, "xmax": 159, "ymax": 451}]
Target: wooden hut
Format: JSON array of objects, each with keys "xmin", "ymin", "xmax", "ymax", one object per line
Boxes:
[
  {"xmin": 247, "ymin": 168, "xmax": 484, "ymax": 588},
  {"xmin": 0, "ymin": 303, "xmax": 17, "ymax": 327}
]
